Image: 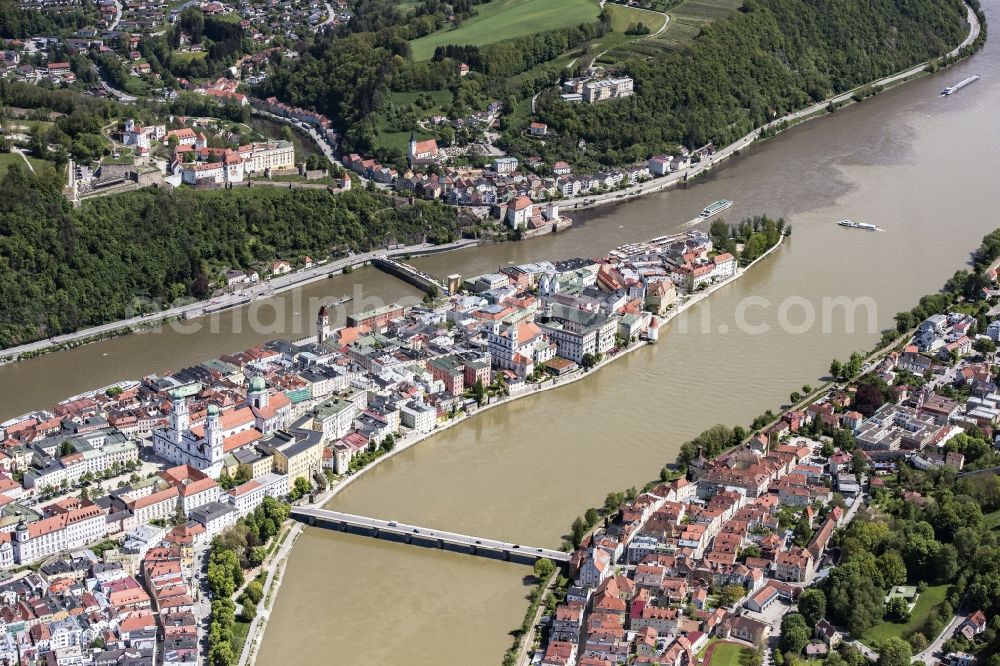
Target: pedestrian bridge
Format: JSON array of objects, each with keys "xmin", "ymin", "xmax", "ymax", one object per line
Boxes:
[{"xmin": 291, "ymin": 507, "xmax": 570, "ymax": 564}]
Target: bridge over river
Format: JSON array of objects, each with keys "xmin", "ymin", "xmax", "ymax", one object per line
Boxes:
[{"xmin": 291, "ymin": 506, "xmax": 570, "ymax": 564}]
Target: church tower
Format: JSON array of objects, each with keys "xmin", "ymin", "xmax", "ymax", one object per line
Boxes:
[
  {"xmin": 205, "ymin": 404, "xmax": 224, "ymax": 463},
  {"xmin": 317, "ymin": 305, "xmax": 329, "ymax": 344},
  {"xmin": 408, "ymin": 129, "xmax": 417, "ymax": 165},
  {"xmin": 248, "ymin": 376, "xmax": 268, "ymax": 409},
  {"xmin": 171, "ymin": 390, "xmax": 189, "ymax": 444}
]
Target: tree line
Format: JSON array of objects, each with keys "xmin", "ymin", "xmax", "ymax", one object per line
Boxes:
[
  {"xmin": 0, "ymin": 165, "xmax": 460, "ymax": 348},
  {"xmin": 531, "ymin": 0, "xmax": 967, "ymax": 166},
  {"xmin": 207, "ymin": 497, "xmax": 290, "ymax": 666}
]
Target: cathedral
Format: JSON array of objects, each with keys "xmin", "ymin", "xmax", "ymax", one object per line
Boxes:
[{"xmin": 152, "ymin": 378, "xmax": 291, "ymax": 478}]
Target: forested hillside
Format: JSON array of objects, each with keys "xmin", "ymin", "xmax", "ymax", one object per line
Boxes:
[
  {"xmin": 532, "ymin": 0, "xmax": 968, "ymax": 164},
  {"xmin": 257, "ymin": 0, "xmax": 968, "ymax": 165},
  {"xmin": 0, "ymin": 166, "xmax": 459, "ymax": 347},
  {"xmin": 254, "ymin": 19, "xmax": 612, "ymax": 153}
]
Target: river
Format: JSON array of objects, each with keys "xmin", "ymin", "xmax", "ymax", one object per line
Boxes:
[{"xmin": 1, "ymin": 4, "xmax": 998, "ymax": 663}]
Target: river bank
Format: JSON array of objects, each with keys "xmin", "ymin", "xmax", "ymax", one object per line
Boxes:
[
  {"xmin": 0, "ymin": 238, "xmax": 479, "ymax": 368},
  {"xmin": 247, "ymin": 230, "xmax": 788, "ymax": 664},
  {"xmin": 515, "ymin": 222, "xmax": 1000, "ymax": 666},
  {"xmin": 558, "ymin": 1, "xmax": 982, "ymax": 213},
  {"xmin": 0, "ymin": 5, "xmax": 978, "ymax": 370}
]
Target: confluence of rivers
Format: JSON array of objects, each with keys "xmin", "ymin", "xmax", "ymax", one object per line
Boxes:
[{"xmin": 1, "ymin": 3, "xmax": 998, "ymax": 661}]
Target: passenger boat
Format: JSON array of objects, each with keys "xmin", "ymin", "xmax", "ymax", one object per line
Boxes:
[
  {"xmin": 837, "ymin": 219, "xmax": 878, "ymax": 231},
  {"xmin": 699, "ymin": 199, "xmax": 733, "ymax": 219}
]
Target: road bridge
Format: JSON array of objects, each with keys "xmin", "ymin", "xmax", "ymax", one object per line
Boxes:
[{"xmin": 291, "ymin": 507, "xmax": 569, "ymax": 564}]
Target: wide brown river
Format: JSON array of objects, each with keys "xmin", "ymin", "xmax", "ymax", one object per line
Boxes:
[{"xmin": 2, "ymin": 4, "xmax": 998, "ymax": 662}]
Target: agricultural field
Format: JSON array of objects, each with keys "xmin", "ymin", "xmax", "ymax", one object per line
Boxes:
[
  {"xmin": 606, "ymin": 2, "xmax": 667, "ymax": 32},
  {"xmin": 409, "ymin": 0, "xmax": 603, "ymax": 61},
  {"xmin": 602, "ymin": 0, "xmax": 742, "ymax": 60},
  {"xmin": 588, "ymin": 3, "xmax": 668, "ymax": 66}
]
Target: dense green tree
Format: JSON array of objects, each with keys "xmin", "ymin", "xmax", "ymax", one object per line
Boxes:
[
  {"xmin": 780, "ymin": 614, "xmax": 810, "ymax": 654},
  {"xmin": 289, "ymin": 477, "xmax": 312, "ymax": 501},
  {"xmin": 797, "ymin": 588, "xmax": 826, "ymax": 628},
  {"xmin": 533, "ymin": 558, "xmax": 555, "ymax": 580},
  {"xmin": 884, "ymin": 597, "xmax": 910, "ymax": 623},
  {"xmin": 0, "ymin": 167, "xmax": 460, "ymax": 347},
  {"xmin": 718, "ymin": 584, "xmax": 747, "ymax": 607},
  {"xmin": 877, "ymin": 638, "xmax": 913, "ymax": 666},
  {"xmin": 570, "ymin": 516, "xmax": 587, "ymax": 547},
  {"xmin": 531, "ymin": 0, "xmax": 965, "ymax": 165},
  {"xmin": 824, "ymin": 561, "xmax": 886, "ymax": 636},
  {"xmin": 877, "ymin": 551, "xmax": 908, "ymax": 588},
  {"xmin": 245, "ymin": 580, "xmax": 264, "ymax": 605}
]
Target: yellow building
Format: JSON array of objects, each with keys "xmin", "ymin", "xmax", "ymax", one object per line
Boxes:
[
  {"xmin": 259, "ymin": 431, "xmax": 323, "ymax": 485},
  {"xmin": 230, "ymin": 447, "xmax": 275, "ymax": 480}
]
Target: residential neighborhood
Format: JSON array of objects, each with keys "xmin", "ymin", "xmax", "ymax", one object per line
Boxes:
[{"xmin": 528, "ymin": 302, "xmax": 1000, "ymax": 666}]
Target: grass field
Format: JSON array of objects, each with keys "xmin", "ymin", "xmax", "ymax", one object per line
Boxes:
[
  {"xmin": 1, "ymin": 119, "xmax": 54, "ymax": 134},
  {"xmin": 862, "ymin": 584, "xmax": 949, "ymax": 644},
  {"xmin": 231, "ymin": 619, "xmax": 250, "ymax": 655},
  {"xmin": 377, "ymin": 91, "xmax": 455, "ymax": 153},
  {"xmin": 985, "ymin": 509, "xmax": 1000, "ymax": 530},
  {"xmin": 390, "ymin": 89, "xmax": 454, "ymax": 113},
  {"xmin": 701, "ymin": 639, "xmax": 753, "ymax": 666},
  {"xmin": 172, "ymin": 51, "xmax": 207, "ymax": 64},
  {"xmin": 606, "ymin": 3, "xmax": 666, "ymax": 32},
  {"xmin": 588, "ymin": 2, "xmax": 668, "ymax": 61},
  {"xmin": 409, "ymin": 0, "xmax": 602, "ymax": 61},
  {"xmin": 373, "ymin": 129, "xmax": 440, "ymax": 154},
  {"xmin": 0, "ymin": 152, "xmax": 52, "ymax": 177},
  {"xmin": 602, "ymin": 0, "xmax": 741, "ymax": 57}
]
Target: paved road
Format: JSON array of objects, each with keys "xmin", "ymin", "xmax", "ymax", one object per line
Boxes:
[
  {"xmin": 92, "ymin": 62, "xmax": 137, "ymax": 103},
  {"xmin": 537, "ymin": 6, "xmax": 669, "ymax": 112},
  {"xmin": 318, "ymin": 1, "xmax": 335, "ymax": 29},
  {"xmin": 586, "ymin": 6, "xmax": 669, "ymax": 70},
  {"xmin": 0, "ymin": 239, "xmax": 477, "ymax": 361},
  {"xmin": 849, "ymin": 640, "xmax": 880, "ymax": 662},
  {"xmin": 10, "ymin": 147, "xmax": 35, "ymax": 173},
  {"xmin": 109, "ymin": 0, "xmax": 123, "ymax": 30},
  {"xmin": 559, "ymin": 2, "xmax": 979, "ymax": 212},
  {"xmin": 914, "ymin": 614, "xmax": 962, "ymax": 664},
  {"xmin": 251, "ymin": 109, "xmax": 365, "ymax": 183}
]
